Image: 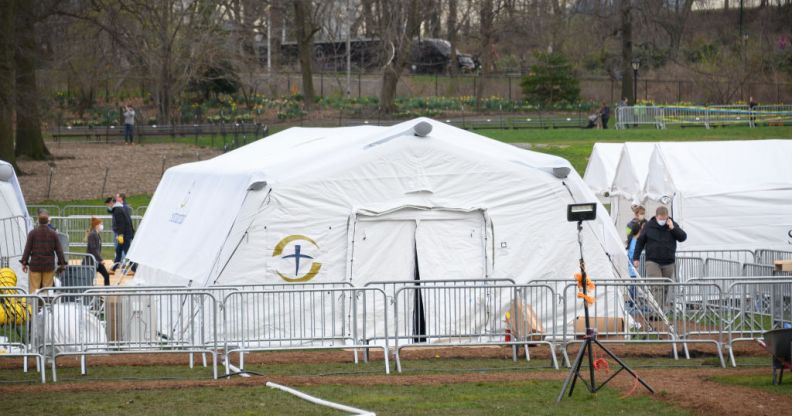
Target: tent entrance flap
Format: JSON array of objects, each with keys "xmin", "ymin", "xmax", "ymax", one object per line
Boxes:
[{"xmin": 350, "ymin": 208, "xmax": 488, "ymax": 285}]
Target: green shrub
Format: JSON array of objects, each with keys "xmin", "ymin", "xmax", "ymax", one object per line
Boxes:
[{"xmin": 520, "ymin": 52, "xmax": 580, "ymax": 106}]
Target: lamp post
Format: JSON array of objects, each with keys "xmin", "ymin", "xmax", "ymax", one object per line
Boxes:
[{"xmin": 631, "ymin": 59, "xmax": 640, "ymax": 105}]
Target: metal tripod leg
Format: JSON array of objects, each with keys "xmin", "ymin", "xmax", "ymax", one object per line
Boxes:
[{"xmin": 556, "ymin": 338, "xmax": 590, "ymax": 402}]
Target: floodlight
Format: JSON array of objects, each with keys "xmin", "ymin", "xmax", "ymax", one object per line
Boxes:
[{"xmin": 567, "ymin": 203, "xmax": 597, "ymax": 222}]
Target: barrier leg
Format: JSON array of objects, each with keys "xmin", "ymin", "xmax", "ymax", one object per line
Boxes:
[
  {"xmin": 39, "ymin": 356, "xmax": 46, "ymax": 384},
  {"xmin": 202, "ymin": 352, "xmax": 207, "ymax": 368},
  {"xmin": 523, "ymin": 343, "xmax": 530, "ymax": 362},
  {"xmin": 239, "ymin": 351, "xmax": 245, "ymax": 370},
  {"xmin": 382, "ymin": 346, "xmax": 390, "ymax": 375},
  {"xmin": 211, "ymin": 351, "xmax": 218, "ymax": 380},
  {"xmin": 80, "ymin": 354, "xmax": 87, "ymax": 375},
  {"xmin": 51, "ymin": 356, "xmax": 57, "ymax": 383},
  {"xmin": 548, "ymin": 344, "xmax": 559, "ymax": 370},
  {"xmin": 512, "ymin": 344, "xmax": 518, "ymax": 362},
  {"xmin": 189, "ymin": 353, "xmax": 194, "ymax": 369},
  {"xmin": 395, "ymin": 347, "xmax": 403, "ymax": 373}
]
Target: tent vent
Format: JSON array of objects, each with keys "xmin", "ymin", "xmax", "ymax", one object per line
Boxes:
[
  {"xmin": 552, "ymin": 167, "xmax": 571, "ymax": 179},
  {"xmin": 248, "ymin": 181, "xmax": 267, "ymax": 191},
  {"xmin": 413, "ymin": 121, "xmax": 432, "ymax": 137}
]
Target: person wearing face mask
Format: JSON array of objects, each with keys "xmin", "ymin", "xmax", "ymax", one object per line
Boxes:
[
  {"xmin": 632, "ymin": 206, "xmax": 687, "ymax": 307},
  {"xmin": 625, "ymin": 205, "xmax": 646, "ymax": 249},
  {"xmin": 86, "ymin": 216, "xmax": 111, "ymax": 286}
]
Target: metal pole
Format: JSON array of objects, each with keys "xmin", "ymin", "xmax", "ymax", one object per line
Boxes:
[
  {"xmin": 267, "ymin": 11, "xmax": 271, "ymax": 72},
  {"xmin": 633, "ymin": 69, "xmax": 638, "ymax": 104}
]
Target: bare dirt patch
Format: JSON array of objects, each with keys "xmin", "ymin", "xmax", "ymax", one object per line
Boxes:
[{"xmin": 16, "ymin": 142, "xmax": 222, "ymax": 202}]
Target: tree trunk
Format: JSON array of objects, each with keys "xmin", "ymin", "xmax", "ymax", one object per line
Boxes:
[
  {"xmin": 620, "ymin": 0, "xmax": 635, "ymax": 105},
  {"xmin": 379, "ymin": 0, "xmax": 421, "ymax": 113},
  {"xmin": 14, "ymin": 0, "xmax": 49, "ymax": 160},
  {"xmin": 270, "ymin": 0, "xmax": 283, "ymax": 70},
  {"xmin": 0, "ymin": 0, "xmax": 14, "ymax": 166},
  {"xmin": 447, "ymin": 0, "xmax": 458, "ymax": 76},
  {"xmin": 475, "ymin": 0, "xmax": 494, "ymax": 110},
  {"xmin": 294, "ymin": 0, "xmax": 317, "ymax": 110}
]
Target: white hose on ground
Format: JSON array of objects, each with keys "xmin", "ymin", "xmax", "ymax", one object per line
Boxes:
[
  {"xmin": 266, "ymin": 381, "xmax": 375, "ymax": 416},
  {"xmin": 225, "ymin": 363, "xmax": 251, "ymax": 378}
]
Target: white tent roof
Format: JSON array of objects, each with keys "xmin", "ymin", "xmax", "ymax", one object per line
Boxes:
[
  {"xmin": 644, "ymin": 140, "xmax": 792, "ymax": 250},
  {"xmin": 0, "ymin": 160, "xmax": 27, "ymax": 219},
  {"xmin": 583, "ymin": 143, "xmax": 623, "ymax": 196},
  {"xmin": 645, "ymin": 140, "xmax": 792, "ymax": 200},
  {"xmin": 129, "ymin": 118, "xmax": 628, "ymax": 287},
  {"xmin": 610, "ymin": 142, "xmax": 656, "ymax": 202}
]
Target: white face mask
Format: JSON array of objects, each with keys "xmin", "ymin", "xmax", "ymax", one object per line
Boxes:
[
  {"xmin": 657, "ymin": 219, "xmax": 667, "ymax": 226},
  {"xmin": 97, "ymin": 224, "xmax": 104, "ymax": 232}
]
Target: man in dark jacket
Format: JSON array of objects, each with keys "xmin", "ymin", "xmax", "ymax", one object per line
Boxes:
[
  {"xmin": 20, "ymin": 210, "xmax": 67, "ymax": 293},
  {"xmin": 632, "ymin": 206, "xmax": 687, "ymax": 305},
  {"xmin": 106, "ymin": 196, "xmax": 135, "ymax": 271}
]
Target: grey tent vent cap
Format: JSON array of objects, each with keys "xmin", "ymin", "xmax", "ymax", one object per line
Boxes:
[
  {"xmin": 552, "ymin": 167, "xmax": 571, "ymax": 179},
  {"xmin": 413, "ymin": 121, "xmax": 432, "ymax": 137}
]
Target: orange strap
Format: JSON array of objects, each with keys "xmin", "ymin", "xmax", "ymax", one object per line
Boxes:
[{"xmin": 576, "ymin": 292, "xmax": 596, "ymax": 305}]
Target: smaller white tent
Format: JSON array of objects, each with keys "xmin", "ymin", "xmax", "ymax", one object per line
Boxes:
[
  {"xmin": 0, "ymin": 160, "xmax": 30, "ymax": 291},
  {"xmin": 583, "ymin": 143, "xmax": 623, "ymax": 202},
  {"xmin": 609, "ymin": 142, "xmax": 658, "ymax": 240},
  {"xmin": 644, "ymin": 140, "xmax": 792, "ymax": 250}
]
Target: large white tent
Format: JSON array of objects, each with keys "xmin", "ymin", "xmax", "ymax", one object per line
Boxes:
[
  {"xmin": 609, "ymin": 142, "xmax": 658, "ymax": 239},
  {"xmin": 644, "ymin": 140, "xmax": 792, "ymax": 250},
  {"xmin": 129, "ymin": 118, "xmax": 632, "ymax": 339},
  {"xmin": 583, "ymin": 142, "xmax": 623, "ymax": 203},
  {"xmin": 0, "ymin": 160, "xmax": 30, "ymax": 290}
]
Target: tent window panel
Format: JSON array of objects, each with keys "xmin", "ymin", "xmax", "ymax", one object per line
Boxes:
[{"xmin": 350, "ymin": 220, "xmax": 416, "ymax": 284}]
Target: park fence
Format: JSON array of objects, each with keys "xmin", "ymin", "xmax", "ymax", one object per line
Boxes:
[
  {"xmin": 2, "ymin": 252, "xmax": 792, "ymax": 383},
  {"xmin": 615, "ymin": 105, "xmax": 792, "ymax": 129}
]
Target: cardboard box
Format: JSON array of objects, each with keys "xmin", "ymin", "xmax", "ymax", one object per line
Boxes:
[
  {"xmin": 506, "ymin": 300, "xmax": 544, "ymax": 341},
  {"xmin": 774, "ymin": 260, "xmax": 792, "ymax": 273},
  {"xmin": 574, "ymin": 316, "xmax": 624, "ymax": 340}
]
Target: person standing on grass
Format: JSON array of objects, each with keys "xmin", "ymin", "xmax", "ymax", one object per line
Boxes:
[
  {"xmin": 20, "ymin": 210, "xmax": 67, "ymax": 293},
  {"xmin": 86, "ymin": 216, "xmax": 111, "ymax": 286},
  {"xmin": 748, "ymin": 96, "xmax": 758, "ymax": 126},
  {"xmin": 123, "ymin": 104, "xmax": 135, "ymax": 144},
  {"xmin": 599, "ymin": 102, "xmax": 611, "ymax": 129},
  {"xmin": 106, "ymin": 196, "xmax": 134, "ymax": 271},
  {"xmin": 632, "ymin": 206, "xmax": 687, "ymax": 306}
]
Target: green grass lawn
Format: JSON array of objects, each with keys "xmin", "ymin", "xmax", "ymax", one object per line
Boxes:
[
  {"xmin": 0, "ymin": 378, "xmax": 688, "ymax": 416},
  {"xmin": 475, "ymin": 125, "xmax": 792, "ymax": 174},
  {"xmin": 709, "ymin": 373, "xmax": 792, "ymax": 396}
]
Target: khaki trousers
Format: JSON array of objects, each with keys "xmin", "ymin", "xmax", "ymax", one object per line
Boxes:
[{"xmin": 28, "ymin": 271, "xmax": 55, "ymax": 294}]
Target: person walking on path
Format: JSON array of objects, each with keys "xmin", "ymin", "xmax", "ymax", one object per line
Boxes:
[
  {"xmin": 599, "ymin": 102, "xmax": 611, "ymax": 129},
  {"xmin": 86, "ymin": 216, "xmax": 111, "ymax": 286},
  {"xmin": 106, "ymin": 196, "xmax": 134, "ymax": 271},
  {"xmin": 632, "ymin": 206, "xmax": 687, "ymax": 306},
  {"xmin": 19, "ymin": 210, "xmax": 67, "ymax": 293}
]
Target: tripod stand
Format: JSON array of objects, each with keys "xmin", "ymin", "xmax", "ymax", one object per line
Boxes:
[{"xmin": 556, "ymin": 221, "xmax": 654, "ymax": 402}]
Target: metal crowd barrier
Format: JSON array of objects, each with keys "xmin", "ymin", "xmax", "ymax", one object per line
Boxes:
[
  {"xmin": 674, "ymin": 256, "xmax": 705, "ymax": 282},
  {"xmin": 0, "ymin": 294, "xmax": 47, "ymax": 383},
  {"xmin": 48, "ymin": 289, "xmax": 219, "ymax": 381},
  {"xmin": 616, "ymin": 105, "xmax": 792, "ymax": 129},
  {"xmin": 678, "ymin": 249, "xmax": 755, "ymax": 265},
  {"xmin": 392, "ymin": 284, "xmax": 558, "ymax": 372},
  {"xmin": 755, "ymin": 249, "xmax": 792, "ymax": 265},
  {"xmin": 222, "ymin": 287, "xmax": 390, "ymax": 375},
  {"xmin": 1, "ymin": 216, "xmax": 28, "ymax": 259},
  {"xmin": 724, "ymin": 279, "xmax": 792, "ymax": 366},
  {"xmin": 27, "ymin": 205, "xmax": 60, "ymax": 217},
  {"xmin": 561, "ymin": 281, "xmax": 725, "ymax": 367},
  {"xmin": 50, "ymin": 215, "xmax": 143, "ymax": 249},
  {"xmin": 704, "ymin": 258, "xmax": 742, "ymax": 278}
]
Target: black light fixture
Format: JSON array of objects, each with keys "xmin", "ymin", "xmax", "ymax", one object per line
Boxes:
[{"xmin": 631, "ymin": 59, "xmax": 641, "ymax": 105}]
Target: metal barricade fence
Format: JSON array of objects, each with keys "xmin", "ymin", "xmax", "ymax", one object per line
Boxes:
[
  {"xmin": 0, "ymin": 294, "xmax": 47, "ymax": 383},
  {"xmin": 48, "ymin": 290, "xmax": 219, "ymax": 381},
  {"xmin": 755, "ymin": 249, "xmax": 792, "ymax": 265},
  {"xmin": 678, "ymin": 249, "xmax": 755, "ymax": 265},
  {"xmin": 222, "ymin": 287, "xmax": 390, "ymax": 374},
  {"xmin": 704, "ymin": 258, "xmax": 742, "ymax": 278},
  {"xmin": 561, "ymin": 282, "xmax": 725, "ymax": 367},
  {"xmin": 1, "ymin": 216, "xmax": 28, "ymax": 260},
  {"xmin": 743, "ymin": 263, "xmax": 775, "ymax": 276},
  {"xmin": 135, "ymin": 206, "xmax": 148, "ymax": 216},
  {"xmin": 27, "ymin": 205, "xmax": 60, "ymax": 217},
  {"xmin": 392, "ymin": 284, "xmax": 558, "ymax": 372},
  {"xmin": 51, "ymin": 215, "xmax": 143, "ymax": 249},
  {"xmin": 616, "ymin": 106, "xmax": 664, "ymax": 129},
  {"xmin": 363, "ymin": 279, "xmax": 517, "ymax": 351},
  {"xmin": 674, "ymin": 256, "xmax": 705, "ymax": 282},
  {"xmin": 725, "ymin": 279, "xmax": 792, "ymax": 367},
  {"xmin": 62, "ymin": 205, "xmax": 112, "ymax": 217}
]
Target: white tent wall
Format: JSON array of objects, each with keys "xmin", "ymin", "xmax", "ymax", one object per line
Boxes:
[
  {"xmin": 1, "ymin": 160, "xmax": 30, "ymax": 291},
  {"xmin": 583, "ymin": 143, "xmax": 623, "ymax": 203},
  {"xmin": 644, "ymin": 140, "xmax": 792, "ymax": 250},
  {"xmin": 130, "ymin": 119, "xmax": 631, "ymax": 343},
  {"xmin": 609, "ymin": 142, "xmax": 660, "ymax": 242}
]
